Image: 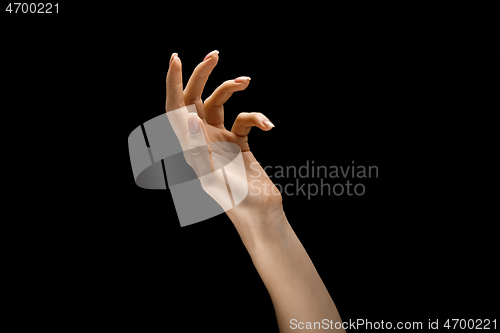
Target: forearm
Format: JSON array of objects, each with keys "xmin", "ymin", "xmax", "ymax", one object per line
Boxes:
[{"xmin": 232, "ymin": 209, "xmax": 345, "ymax": 332}]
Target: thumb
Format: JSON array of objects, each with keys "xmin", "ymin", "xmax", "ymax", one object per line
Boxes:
[
  {"xmin": 188, "ymin": 112, "xmax": 208, "ymax": 148},
  {"xmin": 185, "ymin": 112, "xmax": 212, "ymax": 177}
]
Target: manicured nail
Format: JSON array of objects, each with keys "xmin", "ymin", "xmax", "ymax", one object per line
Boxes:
[
  {"xmin": 188, "ymin": 113, "xmax": 200, "ymax": 134},
  {"xmin": 234, "ymin": 76, "xmax": 251, "ymax": 83},
  {"xmin": 203, "ymin": 50, "xmax": 219, "ymax": 61},
  {"xmin": 169, "ymin": 53, "xmax": 178, "ymax": 66},
  {"xmin": 263, "ymin": 120, "xmax": 275, "ymax": 128}
]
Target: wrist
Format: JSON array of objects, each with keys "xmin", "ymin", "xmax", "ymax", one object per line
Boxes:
[{"xmin": 229, "ymin": 205, "xmax": 289, "ymax": 249}]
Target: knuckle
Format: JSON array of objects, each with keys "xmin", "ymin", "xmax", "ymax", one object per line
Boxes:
[
  {"xmin": 184, "ymin": 95, "xmax": 202, "ymax": 105},
  {"xmin": 236, "ymin": 112, "xmax": 250, "ymax": 119}
]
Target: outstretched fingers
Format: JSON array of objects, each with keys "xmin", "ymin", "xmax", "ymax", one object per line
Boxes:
[{"xmin": 231, "ymin": 112, "xmax": 274, "ymax": 137}]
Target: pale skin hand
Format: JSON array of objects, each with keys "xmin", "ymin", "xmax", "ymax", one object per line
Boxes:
[
  {"xmin": 165, "ymin": 51, "xmax": 283, "ymax": 229},
  {"xmin": 166, "ymin": 51, "xmax": 345, "ymax": 332}
]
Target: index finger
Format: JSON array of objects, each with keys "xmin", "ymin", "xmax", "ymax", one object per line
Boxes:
[{"xmin": 166, "ymin": 53, "xmax": 185, "ymax": 112}]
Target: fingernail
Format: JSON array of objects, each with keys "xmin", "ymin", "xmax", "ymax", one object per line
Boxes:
[
  {"xmin": 188, "ymin": 113, "xmax": 200, "ymax": 134},
  {"xmin": 169, "ymin": 53, "xmax": 178, "ymax": 66},
  {"xmin": 203, "ymin": 50, "xmax": 219, "ymax": 61},
  {"xmin": 234, "ymin": 76, "xmax": 251, "ymax": 83},
  {"xmin": 263, "ymin": 120, "xmax": 275, "ymax": 128}
]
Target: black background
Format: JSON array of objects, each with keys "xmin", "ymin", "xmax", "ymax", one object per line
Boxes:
[{"xmin": 1, "ymin": 1, "xmax": 498, "ymax": 332}]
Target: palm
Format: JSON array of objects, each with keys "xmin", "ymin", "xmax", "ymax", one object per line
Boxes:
[{"xmin": 204, "ymin": 118, "xmax": 282, "ymax": 214}]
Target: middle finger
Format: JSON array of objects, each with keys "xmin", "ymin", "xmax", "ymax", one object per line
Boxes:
[{"xmin": 183, "ymin": 50, "xmax": 219, "ymax": 120}]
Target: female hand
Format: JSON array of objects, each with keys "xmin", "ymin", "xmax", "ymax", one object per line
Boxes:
[{"xmin": 166, "ymin": 51, "xmax": 284, "ymax": 231}]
